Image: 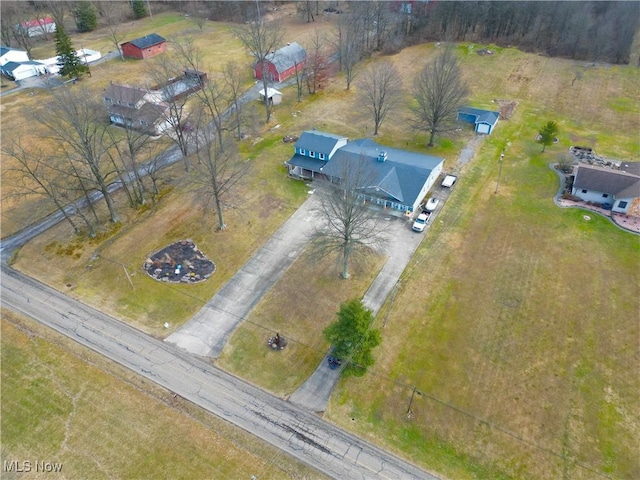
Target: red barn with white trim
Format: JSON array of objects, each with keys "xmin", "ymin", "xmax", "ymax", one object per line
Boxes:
[
  {"xmin": 121, "ymin": 33, "xmax": 167, "ymax": 60},
  {"xmin": 254, "ymin": 42, "xmax": 306, "ymax": 83}
]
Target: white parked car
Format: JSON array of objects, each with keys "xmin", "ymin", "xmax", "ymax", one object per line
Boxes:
[
  {"xmin": 425, "ymin": 197, "xmax": 439, "ymax": 211},
  {"xmin": 441, "ymin": 175, "xmax": 457, "ymax": 188},
  {"xmin": 412, "ymin": 212, "xmax": 430, "ymax": 232}
]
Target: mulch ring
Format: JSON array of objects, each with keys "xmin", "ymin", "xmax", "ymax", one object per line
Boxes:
[{"xmin": 144, "ymin": 240, "xmax": 215, "ymax": 284}]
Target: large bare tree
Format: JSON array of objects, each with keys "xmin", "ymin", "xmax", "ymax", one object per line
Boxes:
[
  {"xmin": 357, "ymin": 61, "xmax": 402, "ymax": 135},
  {"xmin": 305, "ymin": 30, "xmax": 328, "ymax": 94},
  {"xmin": 233, "ymin": 20, "xmax": 284, "ymax": 123},
  {"xmin": 311, "ymin": 156, "xmax": 386, "ymax": 279},
  {"xmin": 36, "ymin": 85, "xmax": 120, "ymax": 223},
  {"xmin": 95, "ymin": 1, "xmax": 127, "ymax": 60},
  {"xmin": 410, "ymin": 46, "xmax": 468, "ymax": 146},
  {"xmin": 223, "ymin": 61, "xmax": 246, "ymax": 139},
  {"xmin": 191, "ymin": 110, "xmax": 248, "ymax": 231}
]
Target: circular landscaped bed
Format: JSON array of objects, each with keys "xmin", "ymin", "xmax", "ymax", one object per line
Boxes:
[{"xmin": 144, "ymin": 240, "xmax": 215, "ymax": 284}]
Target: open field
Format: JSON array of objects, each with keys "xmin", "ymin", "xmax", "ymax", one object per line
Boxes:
[
  {"xmin": 2, "ymin": 8, "xmax": 639, "ymax": 480},
  {"xmin": 1, "ymin": 311, "xmax": 325, "ymax": 480}
]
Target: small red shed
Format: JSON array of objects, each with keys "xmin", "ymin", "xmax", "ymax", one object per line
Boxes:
[
  {"xmin": 254, "ymin": 42, "xmax": 306, "ymax": 83},
  {"xmin": 121, "ymin": 33, "xmax": 167, "ymax": 60}
]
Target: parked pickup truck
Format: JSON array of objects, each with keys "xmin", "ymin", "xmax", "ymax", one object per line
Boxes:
[
  {"xmin": 412, "ymin": 210, "xmax": 432, "ymax": 232},
  {"xmin": 441, "ymin": 175, "xmax": 458, "ymax": 188}
]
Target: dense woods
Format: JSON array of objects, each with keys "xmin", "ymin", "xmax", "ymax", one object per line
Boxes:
[{"xmin": 1, "ymin": 1, "xmax": 638, "ymax": 65}]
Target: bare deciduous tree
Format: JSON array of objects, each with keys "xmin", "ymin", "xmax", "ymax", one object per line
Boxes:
[
  {"xmin": 357, "ymin": 61, "xmax": 402, "ymax": 135},
  {"xmin": 311, "ymin": 156, "xmax": 386, "ymax": 279},
  {"xmin": 36, "ymin": 85, "xmax": 120, "ymax": 223},
  {"xmin": 2, "ymin": 138, "xmax": 83, "ymax": 234},
  {"xmin": 223, "ymin": 61, "xmax": 246, "ymax": 138},
  {"xmin": 95, "ymin": 1, "xmax": 127, "ymax": 60},
  {"xmin": 233, "ymin": 20, "xmax": 284, "ymax": 123},
  {"xmin": 335, "ymin": 12, "xmax": 364, "ymax": 90},
  {"xmin": 191, "ymin": 112, "xmax": 248, "ymax": 231},
  {"xmin": 410, "ymin": 46, "xmax": 468, "ymax": 147},
  {"xmin": 305, "ymin": 30, "xmax": 328, "ymax": 94}
]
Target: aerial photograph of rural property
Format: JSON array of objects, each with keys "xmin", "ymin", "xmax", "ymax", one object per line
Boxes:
[{"xmin": 1, "ymin": 1, "xmax": 638, "ymax": 479}]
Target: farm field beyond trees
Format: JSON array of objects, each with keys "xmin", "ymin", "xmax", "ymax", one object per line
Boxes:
[{"xmin": 2, "ymin": 8, "xmax": 639, "ymax": 480}]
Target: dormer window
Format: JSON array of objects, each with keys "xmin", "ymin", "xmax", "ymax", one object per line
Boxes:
[
  {"xmin": 299, "ymin": 148, "xmax": 306, "ymax": 155},
  {"xmin": 319, "ymin": 153, "xmax": 325, "ymax": 160},
  {"xmin": 309, "ymin": 151, "xmax": 315, "ymax": 158}
]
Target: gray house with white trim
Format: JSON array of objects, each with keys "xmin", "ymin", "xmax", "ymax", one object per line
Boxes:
[
  {"xmin": 287, "ymin": 131, "xmax": 444, "ymax": 213},
  {"xmin": 571, "ymin": 164, "xmax": 640, "ymax": 214}
]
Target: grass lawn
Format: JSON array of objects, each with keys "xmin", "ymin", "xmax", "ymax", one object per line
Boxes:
[
  {"xmin": 218, "ymin": 247, "xmax": 386, "ymax": 397},
  {"xmin": 1, "ymin": 311, "xmax": 325, "ymax": 480},
  {"xmin": 3, "ymin": 9, "xmax": 640, "ymax": 480}
]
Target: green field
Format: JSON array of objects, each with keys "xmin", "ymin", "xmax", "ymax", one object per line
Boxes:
[{"xmin": 2, "ymin": 9, "xmax": 639, "ymax": 480}]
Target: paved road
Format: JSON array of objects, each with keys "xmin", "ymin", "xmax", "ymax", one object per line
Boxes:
[{"xmin": 1, "ymin": 266, "xmax": 438, "ymax": 480}]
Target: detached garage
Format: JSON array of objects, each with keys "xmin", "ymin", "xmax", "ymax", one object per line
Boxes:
[
  {"xmin": 458, "ymin": 107, "xmax": 500, "ymax": 135},
  {"xmin": 121, "ymin": 33, "xmax": 167, "ymax": 60}
]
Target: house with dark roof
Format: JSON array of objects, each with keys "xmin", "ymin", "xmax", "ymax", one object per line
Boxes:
[
  {"xmin": 102, "ymin": 83, "xmax": 170, "ymax": 134},
  {"xmin": 17, "ymin": 17, "xmax": 56, "ymax": 37},
  {"xmin": 1, "ymin": 60, "xmax": 47, "ymax": 81},
  {"xmin": 287, "ymin": 131, "xmax": 444, "ymax": 213},
  {"xmin": 571, "ymin": 163, "xmax": 640, "ymax": 214},
  {"xmin": 458, "ymin": 106, "xmax": 500, "ymax": 135},
  {"xmin": 121, "ymin": 33, "xmax": 167, "ymax": 60},
  {"xmin": 254, "ymin": 42, "xmax": 306, "ymax": 83},
  {"xmin": 0, "ymin": 46, "xmax": 29, "ymax": 66}
]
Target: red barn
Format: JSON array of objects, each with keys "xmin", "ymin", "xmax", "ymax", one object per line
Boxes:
[
  {"xmin": 254, "ymin": 42, "xmax": 306, "ymax": 83},
  {"xmin": 121, "ymin": 33, "xmax": 167, "ymax": 60}
]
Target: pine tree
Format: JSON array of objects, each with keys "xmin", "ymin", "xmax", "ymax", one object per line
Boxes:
[
  {"xmin": 55, "ymin": 24, "xmax": 89, "ymax": 80},
  {"xmin": 73, "ymin": 1, "xmax": 98, "ymax": 33},
  {"xmin": 131, "ymin": 0, "xmax": 148, "ymax": 19},
  {"xmin": 537, "ymin": 121, "xmax": 559, "ymax": 152}
]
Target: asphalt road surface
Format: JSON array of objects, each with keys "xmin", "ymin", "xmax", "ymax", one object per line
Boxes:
[{"xmin": 1, "ymin": 266, "xmax": 439, "ymax": 480}]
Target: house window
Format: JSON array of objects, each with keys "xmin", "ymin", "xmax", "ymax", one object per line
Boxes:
[
  {"xmin": 618, "ymin": 201, "xmax": 628, "ymax": 209},
  {"xmin": 602, "ymin": 193, "xmax": 609, "ymax": 198},
  {"xmin": 319, "ymin": 153, "xmax": 325, "ymax": 160},
  {"xmin": 299, "ymin": 148, "xmax": 306, "ymax": 155},
  {"xmin": 309, "ymin": 151, "xmax": 315, "ymax": 158},
  {"xmin": 581, "ymin": 189, "xmax": 587, "ymax": 194}
]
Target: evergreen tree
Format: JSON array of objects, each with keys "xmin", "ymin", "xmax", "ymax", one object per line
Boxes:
[
  {"xmin": 324, "ymin": 299, "xmax": 381, "ymax": 377},
  {"xmin": 131, "ymin": 0, "xmax": 148, "ymax": 19},
  {"xmin": 73, "ymin": 1, "xmax": 98, "ymax": 32},
  {"xmin": 55, "ymin": 24, "xmax": 89, "ymax": 80},
  {"xmin": 537, "ymin": 121, "xmax": 559, "ymax": 152}
]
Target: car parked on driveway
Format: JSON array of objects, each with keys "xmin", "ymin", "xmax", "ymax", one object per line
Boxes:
[
  {"xmin": 441, "ymin": 175, "xmax": 457, "ymax": 188},
  {"xmin": 412, "ymin": 212, "xmax": 431, "ymax": 232},
  {"xmin": 425, "ymin": 197, "xmax": 439, "ymax": 211}
]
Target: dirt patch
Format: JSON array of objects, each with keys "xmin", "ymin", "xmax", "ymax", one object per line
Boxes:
[
  {"xmin": 144, "ymin": 239, "xmax": 215, "ymax": 283},
  {"xmin": 495, "ymin": 99, "xmax": 518, "ymax": 119}
]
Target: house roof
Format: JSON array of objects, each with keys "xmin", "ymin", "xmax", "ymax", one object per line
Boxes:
[
  {"xmin": 108, "ymin": 102, "xmax": 168, "ymax": 126},
  {"xmin": 123, "ymin": 33, "xmax": 166, "ymax": 50},
  {"xmin": 265, "ymin": 42, "xmax": 306, "ymax": 73},
  {"xmin": 2, "ymin": 60, "xmax": 44, "ymax": 72},
  {"xmin": 323, "ymin": 138, "xmax": 444, "ymax": 205},
  {"xmin": 620, "ymin": 161, "xmax": 640, "ymax": 176},
  {"xmin": 20, "ymin": 17, "xmax": 55, "ymax": 28},
  {"xmin": 103, "ymin": 83, "xmax": 148, "ymax": 105},
  {"xmin": 574, "ymin": 164, "xmax": 640, "ymax": 198},
  {"xmin": 458, "ymin": 106, "xmax": 500, "ymax": 125},
  {"xmin": 294, "ymin": 130, "xmax": 347, "ymax": 156},
  {"xmin": 0, "ymin": 46, "xmax": 22, "ymax": 56},
  {"xmin": 258, "ymin": 87, "xmax": 282, "ymax": 97}
]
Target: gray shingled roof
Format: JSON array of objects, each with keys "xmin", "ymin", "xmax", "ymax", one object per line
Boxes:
[
  {"xmin": 124, "ymin": 33, "xmax": 166, "ymax": 50},
  {"xmin": 574, "ymin": 164, "xmax": 640, "ymax": 198},
  {"xmin": 103, "ymin": 83, "xmax": 148, "ymax": 105},
  {"xmin": 620, "ymin": 161, "xmax": 640, "ymax": 176},
  {"xmin": 458, "ymin": 106, "xmax": 500, "ymax": 125},
  {"xmin": 322, "ymin": 138, "xmax": 444, "ymax": 205},
  {"xmin": 266, "ymin": 42, "xmax": 306, "ymax": 73},
  {"xmin": 294, "ymin": 131, "xmax": 347, "ymax": 156}
]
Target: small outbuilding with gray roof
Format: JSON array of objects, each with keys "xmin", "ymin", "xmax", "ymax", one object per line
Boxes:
[
  {"xmin": 286, "ymin": 130, "xmax": 444, "ymax": 213},
  {"xmin": 254, "ymin": 42, "xmax": 306, "ymax": 83},
  {"xmin": 121, "ymin": 33, "xmax": 167, "ymax": 59},
  {"xmin": 458, "ymin": 106, "xmax": 500, "ymax": 134}
]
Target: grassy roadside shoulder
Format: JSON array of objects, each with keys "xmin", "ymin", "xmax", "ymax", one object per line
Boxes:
[{"xmin": 1, "ymin": 310, "xmax": 326, "ymax": 480}]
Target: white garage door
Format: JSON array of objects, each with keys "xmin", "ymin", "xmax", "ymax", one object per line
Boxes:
[{"xmin": 476, "ymin": 123, "xmax": 491, "ymax": 134}]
